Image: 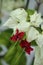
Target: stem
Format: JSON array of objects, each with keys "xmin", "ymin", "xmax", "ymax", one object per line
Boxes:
[
  {"xmin": 4, "ymin": 41, "xmax": 19, "ymax": 63},
  {"xmin": 11, "ymin": 48, "xmax": 25, "ymax": 65},
  {"xmin": 14, "ymin": 49, "xmax": 25, "ymax": 65}
]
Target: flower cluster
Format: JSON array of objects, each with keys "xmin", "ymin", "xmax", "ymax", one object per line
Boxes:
[{"xmin": 3, "ymin": 8, "xmax": 43, "ymax": 65}]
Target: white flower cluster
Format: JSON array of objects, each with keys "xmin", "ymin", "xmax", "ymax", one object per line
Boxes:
[{"xmin": 3, "ymin": 8, "xmax": 43, "ymax": 65}]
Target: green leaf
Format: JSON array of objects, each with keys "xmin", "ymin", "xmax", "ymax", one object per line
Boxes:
[
  {"xmin": 4, "ymin": 41, "xmax": 19, "ymax": 63},
  {"xmin": 18, "ymin": 53, "xmax": 26, "ymax": 65},
  {"xmin": 27, "ymin": 9, "xmax": 35, "ymax": 15},
  {"xmin": 31, "ymin": 40, "xmax": 38, "ymax": 46},
  {"xmin": 0, "ymin": 28, "xmax": 13, "ymax": 46},
  {"xmin": 0, "ymin": 28, "xmax": 13, "ymax": 39},
  {"xmin": 10, "ymin": 45, "xmax": 26, "ymax": 65}
]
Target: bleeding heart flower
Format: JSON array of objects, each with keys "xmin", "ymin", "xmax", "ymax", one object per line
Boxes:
[
  {"xmin": 20, "ymin": 40, "xmax": 30, "ymax": 48},
  {"xmin": 20, "ymin": 40, "xmax": 33, "ymax": 54},
  {"xmin": 10, "ymin": 29, "xmax": 25, "ymax": 42}
]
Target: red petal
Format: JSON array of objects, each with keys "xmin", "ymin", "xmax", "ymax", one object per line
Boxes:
[
  {"xmin": 20, "ymin": 40, "xmax": 33, "ymax": 54},
  {"xmin": 10, "ymin": 30, "xmax": 25, "ymax": 42},
  {"xmin": 18, "ymin": 32, "xmax": 25, "ymax": 40},
  {"xmin": 10, "ymin": 29, "xmax": 19, "ymax": 41},
  {"xmin": 10, "ymin": 35, "xmax": 17, "ymax": 41},
  {"xmin": 25, "ymin": 47, "xmax": 33, "ymax": 54},
  {"xmin": 20, "ymin": 40, "xmax": 30, "ymax": 48},
  {"xmin": 16, "ymin": 29, "xmax": 19, "ymax": 34}
]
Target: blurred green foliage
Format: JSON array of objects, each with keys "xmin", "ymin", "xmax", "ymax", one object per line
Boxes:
[{"xmin": 0, "ymin": 28, "xmax": 13, "ymax": 47}]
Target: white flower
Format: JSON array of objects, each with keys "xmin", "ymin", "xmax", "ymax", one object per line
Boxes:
[
  {"xmin": 36, "ymin": 34, "xmax": 43, "ymax": 48},
  {"xmin": 13, "ymin": 22, "xmax": 30, "ymax": 34},
  {"xmin": 3, "ymin": 8, "xmax": 27, "ymax": 28},
  {"xmin": 3, "ymin": 17, "xmax": 18, "ymax": 28},
  {"xmin": 26, "ymin": 27, "xmax": 39, "ymax": 42},
  {"xmin": 2, "ymin": 8, "xmax": 43, "ymax": 65},
  {"xmin": 10, "ymin": 8, "xmax": 27, "ymax": 22},
  {"xmin": 30, "ymin": 11, "xmax": 43, "ymax": 27}
]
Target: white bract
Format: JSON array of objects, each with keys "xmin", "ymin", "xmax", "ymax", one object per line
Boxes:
[
  {"xmin": 26, "ymin": 27, "xmax": 39, "ymax": 42},
  {"xmin": 13, "ymin": 22, "xmax": 31, "ymax": 34},
  {"xmin": 3, "ymin": 17, "xmax": 18, "ymax": 28},
  {"xmin": 36, "ymin": 34, "xmax": 43, "ymax": 48},
  {"xmin": 10, "ymin": 8, "xmax": 27, "ymax": 22},
  {"xmin": 30, "ymin": 11, "xmax": 43, "ymax": 27},
  {"xmin": 3, "ymin": 8, "xmax": 27, "ymax": 29}
]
